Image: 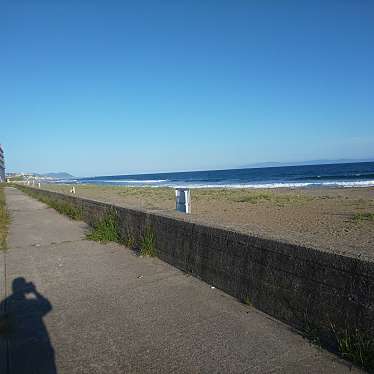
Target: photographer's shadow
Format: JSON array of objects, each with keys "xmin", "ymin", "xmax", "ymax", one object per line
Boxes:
[{"xmin": 0, "ymin": 277, "xmax": 57, "ymax": 374}]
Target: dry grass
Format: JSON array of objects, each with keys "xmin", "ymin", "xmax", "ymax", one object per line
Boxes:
[{"xmin": 34, "ymin": 184, "xmax": 314, "ymax": 205}]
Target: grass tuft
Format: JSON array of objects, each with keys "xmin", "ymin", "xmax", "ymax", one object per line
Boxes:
[
  {"xmin": 332, "ymin": 325, "xmax": 374, "ymax": 371},
  {"xmin": 243, "ymin": 296, "xmax": 252, "ymax": 306},
  {"xmin": 353, "ymin": 212, "xmax": 374, "ymax": 222},
  {"xmin": 140, "ymin": 227, "xmax": 156, "ymax": 257},
  {"xmin": 86, "ymin": 210, "xmax": 120, "ymax": 243},
  {"xmin": 302, "ymin": 317, "xmax": 374, "ymax": 372},
  {"xmin": 122, "ymin": 229, "xmax": 136, "ymax": 249}
]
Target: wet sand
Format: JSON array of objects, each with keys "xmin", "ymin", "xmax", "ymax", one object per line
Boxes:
[{"xmin": 38, "ymin": 184, "xmax": 374, "ymax": 260}]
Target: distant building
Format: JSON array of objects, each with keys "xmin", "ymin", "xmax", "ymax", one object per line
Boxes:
[{"xmin": 0, "ymin": 145, "xmax": 5, "ymax": 182}]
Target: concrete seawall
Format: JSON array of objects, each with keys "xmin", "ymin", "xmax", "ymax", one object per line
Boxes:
[{"xmin": 16, "ymin": 185, "xmax": 374, "ymax": 350}]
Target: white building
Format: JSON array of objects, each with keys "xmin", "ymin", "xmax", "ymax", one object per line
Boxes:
[{"xmin": 0, "ymin": 145, "xmax": 5, "ymax": 182}]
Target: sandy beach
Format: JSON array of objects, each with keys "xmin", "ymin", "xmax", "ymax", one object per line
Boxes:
[{"xmin": 36, "ymin": 184, "xmax": 374, "ymax": 260}]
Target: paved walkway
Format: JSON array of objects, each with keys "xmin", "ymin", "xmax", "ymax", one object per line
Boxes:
[{"xmin": 0, "ymin": 187, "xmax": 362, "ymax": 373}]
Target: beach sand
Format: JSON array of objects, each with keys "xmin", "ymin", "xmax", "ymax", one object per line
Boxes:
[{"xmin": 39, "ymin": 184, "xmax": 374, "ymax": 260}]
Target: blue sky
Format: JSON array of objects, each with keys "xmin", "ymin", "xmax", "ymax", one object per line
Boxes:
[{"xmin": 1, "ymin": 1, "xmax": 374, "ymax": 177}]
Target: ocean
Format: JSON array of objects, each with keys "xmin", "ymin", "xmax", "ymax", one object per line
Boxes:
[{"xmin": 66, "ymin": 162, "xmax": 374, "ymax": 189}]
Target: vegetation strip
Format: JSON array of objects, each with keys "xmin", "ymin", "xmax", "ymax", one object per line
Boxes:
[
  {"xmin": 16, "ymin": 185, "xmax": 82, "ymax": 220},
  {"xmin": 0, "ymin": 184, "xmax": 9, "ymax": 249},
  {"xmin": 16, "ymin": 185, "xmax": 156, "ymax": 257}
]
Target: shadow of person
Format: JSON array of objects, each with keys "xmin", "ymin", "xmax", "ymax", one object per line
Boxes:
[{"xmin": 0, "ymin": 277, "xmax": 57, "ymax": 374}]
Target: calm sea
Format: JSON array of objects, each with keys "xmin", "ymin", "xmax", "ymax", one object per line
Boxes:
[{"xmin": 67, "ymin": 162, "xmax": 374, "ymax": 189}]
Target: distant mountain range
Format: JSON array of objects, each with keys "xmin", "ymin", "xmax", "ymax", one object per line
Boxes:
[{"xmin": 240, "ymin": 158, "xmax": 374, "ymax": 169}]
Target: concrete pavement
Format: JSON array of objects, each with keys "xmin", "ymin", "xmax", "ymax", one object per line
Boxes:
[{"xmin": 0, "ymin": 187, "xmax": 362, "ymax": 373}]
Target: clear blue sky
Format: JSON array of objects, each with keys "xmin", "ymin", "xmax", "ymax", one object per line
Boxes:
[{"xmin": 1, "ymin": 1, "xmax": 373, "ymax": 177}]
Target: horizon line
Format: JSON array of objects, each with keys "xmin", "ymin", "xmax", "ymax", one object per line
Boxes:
[{"xmin": 8, "ymin": 157, "xmax": 374, "ymax": 179}]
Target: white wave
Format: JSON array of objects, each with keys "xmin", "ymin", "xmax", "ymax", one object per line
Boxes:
[
  {"xmin": 58, "ymin": 179, "xmax": 374, "ymax": 189},
  {"xmin": 85, "ymin": 179, "xmax": 168, "ymax": 184},
  {"xmin": 322, "ymin": 180, "xmax": 374, "ymax": 188},
  {"xmin": 44, "ymin": 178, "xmax": 79, "ymax": 184},
  {"xmin": 158, "ymin": 180, "xmax": 374, "ymax": 189},
  {"xmin": 55, "ymin": 179, "xmax": 79, "ymax": 183}
]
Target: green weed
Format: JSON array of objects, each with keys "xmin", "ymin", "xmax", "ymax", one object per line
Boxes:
[
  {"xmin": 300, "ymin": 309, "xmax": 322, "ymax": 346},
  {"xmin": 332, "ymin": 325, "xmax": 374, "ymax": 371},
  {"xmin": 243, "ymin": 296, "xmax": 252, "ymax": 306},
  {"xmin": 86, "ymin": 210, "xmax": 120, "ymax": 243},
  {"xmin": 353, "ymin": 212, "xmax": 374, "ymax": 222},
  {"xmin": 140, "ymin": 227, "xmax": 156, "ymax": 257},
  {"xmin": 122, "ymin": 229, "xmax": 136, "ymax": 248}
]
